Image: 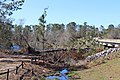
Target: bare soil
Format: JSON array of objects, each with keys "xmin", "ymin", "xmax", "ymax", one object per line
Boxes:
[{"xmin": 0, "ymin": 52, "xmax": 51, "ymax": 80}]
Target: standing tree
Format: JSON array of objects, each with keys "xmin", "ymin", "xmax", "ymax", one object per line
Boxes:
[
  {"xmin": 0, "ymin": 0, "xmax": 24, "ymax": 48},
  {"xmin": 50, "ymin": 23, "xmax": 65, "ymax": 48},
  {"xmin": 38, "ymin": 8, "xmax": 48, "ymax": 50},
  {"xmin": 13, "ymin": 24, "xmax": 23, "ymax": 45},
  {"xmin": 107, "ymin": 24, "xmax": 115, "ymax": 38},
  {"xmin": 23, "ymin": 25, "xmax": 32, "ymax": 42},
  {"xmin": 78, "ymin": 22, "xmax": 87, "ymax": 38},
  {"xmin": 66, "ymin": 22, "xmax": 77, "ymax": 47},
  {"xmin": 0, "ymin": 0, "xmax": 25, "ymax": 22},
  {"xmin": 99, "ymin": 25, "xmax": 105, "ymax": 38},
  {"xmin": 0, "ymin": 20, "xmax": 13, "ymax": 48}
]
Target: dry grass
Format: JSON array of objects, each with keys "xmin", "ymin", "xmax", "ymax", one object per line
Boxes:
[{"xmin": 76, "ymin": 50, "xmax": 120, "ymax": 80}]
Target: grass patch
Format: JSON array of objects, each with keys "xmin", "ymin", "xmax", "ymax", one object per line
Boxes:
[
  {"xmin": 77, "ymin": 57, "xmax": 120, "ymax": 80},
  {"xmin": 68, "ymin": 71, "xmax": 77, "ymax": 77}
]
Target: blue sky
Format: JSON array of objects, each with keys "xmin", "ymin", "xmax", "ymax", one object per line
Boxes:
[{"xmin": 11, "ymin": 0, "xmax": 120, "ymax": 28}]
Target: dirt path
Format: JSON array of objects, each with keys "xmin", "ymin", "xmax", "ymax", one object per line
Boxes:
[{"xmin": 0, "ymin": 58, "xmax": 30, "ymax": 71}]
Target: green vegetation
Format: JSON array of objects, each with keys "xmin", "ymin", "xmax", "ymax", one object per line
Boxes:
[
  {"xmin": 0, "ymin": 4, "xmax": 120, "ymax": 49},
  {"xmin": 1, "ymin": 1, "xmax": 120, "ymax": 80},
  {"xmin": 0, "ymin": 0, "xmax": 120, "ymax": 50},
  {"xmin": 68, "ymin": 71, "xmax": 78, "ymax": 77},
  {"xmin": 77, "ymin": 58, "xmax": 120, "ymax": 80},
  {"xmin": 76, "ymin": 51, "xmax": 120, "ymax": 80}
]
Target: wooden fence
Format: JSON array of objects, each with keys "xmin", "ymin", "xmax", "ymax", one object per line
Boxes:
[{"xmin": 0, "ymin": 61, "xmax": 24, "ymax": 80}]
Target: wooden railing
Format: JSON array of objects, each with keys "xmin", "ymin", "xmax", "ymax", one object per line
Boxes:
[{"xmin": 0, "ymin": 61, "xmax": 24, "ymax": 80}]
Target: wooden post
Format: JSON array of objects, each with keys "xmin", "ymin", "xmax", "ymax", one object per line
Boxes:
[
  {"xmin": 22, "ymin": 61, "xmax": 23, "ymax": 68},
  {"xmin": 19, "ymin": 77, "xmax": 22, "ymax": 80},
  {"xmin": 32, "ymin": 68, "xmax": 34, "ymax": 76},
  {"xmin": 7, "ymin": 69, "xmax": 9, "ymax": 80},
  {"xmin": 31, "ymin": 58, "xmax": 33, "ymax": 64},
  {"xmin": 31, "ymin": 58, "xmax": 32, "ymax": 63},
  {"xmin": 16, "ymin": 66, "xmax": 18, "ymax": 74},
  {"xmin": 35, "ymin": 57, "xmax": 36, "ymax": 62},
  {"xmin": 19, "ymin": 75, "xmax": 23, "ymax": 80},
  {"xmin": 38, "ymin": 57, "xmax": 40, "ymax": 61}
]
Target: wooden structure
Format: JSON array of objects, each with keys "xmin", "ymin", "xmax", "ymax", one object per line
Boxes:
[
  {"xmin": 97, "ymin": 39, "xmax": 120, "ymax": 48},
  {"xmin": 0, "ymin": 61, "xmax": 24, "ymax": 80}
]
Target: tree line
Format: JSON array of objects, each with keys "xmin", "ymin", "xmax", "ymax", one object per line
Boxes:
[
  {"xmin": 1, "ymin": 21, "xmax": 120, "ymax": 49},
  {"xmin": 0, "ymin": 0, "xmax": 120, "ymax": 50}
]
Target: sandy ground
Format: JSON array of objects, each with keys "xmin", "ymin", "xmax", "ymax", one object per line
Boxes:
[
  {"xmin": 0, "ymin": 58, "xmax": 30, "ymax": 71},
  {"xmin": 0, "ymin": 52, "xmax": 31, "ymax": 71}
]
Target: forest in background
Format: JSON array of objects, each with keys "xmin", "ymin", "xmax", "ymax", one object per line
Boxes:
[
  {"xmin": 0, "ymin": 0, "xmax": 120, "ymax": 50},
  {"xmin": 1, "ymin": 1, "xmax": 120, "ymax": 80}
]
